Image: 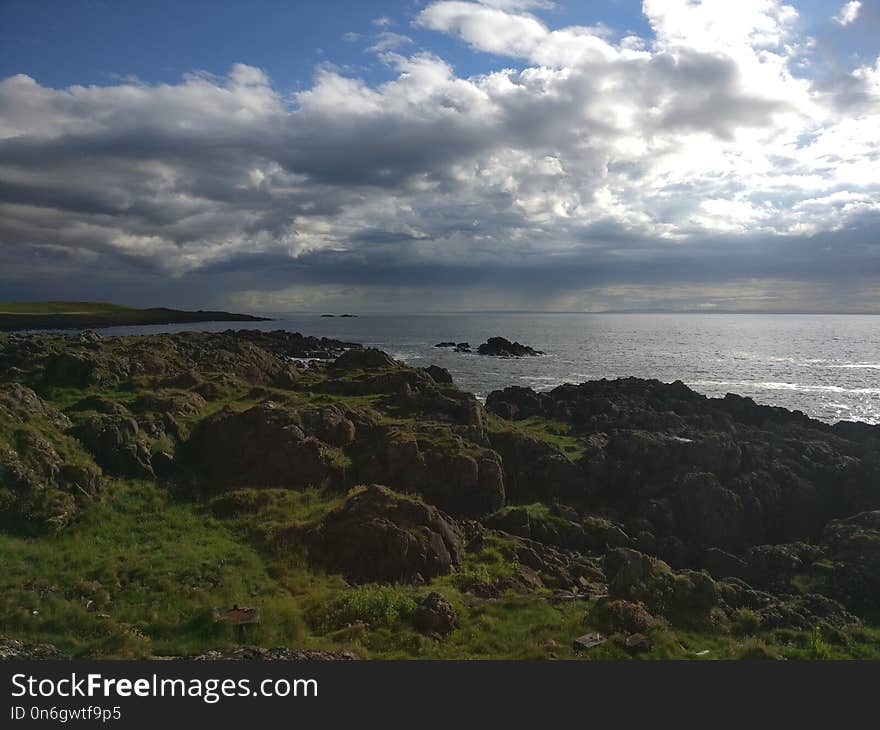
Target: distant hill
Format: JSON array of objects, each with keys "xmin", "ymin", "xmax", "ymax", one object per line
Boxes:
[
  {"xmin": 0, "ymin": 302, "xmax": 270, "ymax": 331},
  {"xmin": 0, "ymin": 301, "xmax": 136, "ymax": 315}
]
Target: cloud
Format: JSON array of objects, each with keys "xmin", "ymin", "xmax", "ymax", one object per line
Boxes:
[
  {"xmin": 0, "ymin": 1, "xmax": 878, "ymax": 311},
  {"xmin": 368, "ymin": 32, "xmax": 414, "ymax": 54},
  {"xmin": 833, "ymin": 1, "xmax": 862, "ymax": 26}
]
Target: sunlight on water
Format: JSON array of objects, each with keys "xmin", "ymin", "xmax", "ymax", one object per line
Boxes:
[{"xmin": 95, "ymin": 313, "xmax": 880, "ymax": 425}]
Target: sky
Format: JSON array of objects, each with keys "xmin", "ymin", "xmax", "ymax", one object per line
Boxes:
[{"xmin": 0, "ymin": 0, "xmax": 878, "ymax": 313}]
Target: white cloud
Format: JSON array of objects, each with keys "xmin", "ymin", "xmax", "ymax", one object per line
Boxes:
[
  {"xmin": 368, "ymin": 32, "xmax": 414, "ymax": 54},
  {"xmin": 833, "ymin": 1, "xmax": 862, "ymax": 26},
  {"xmin": 0, "ymin": 0, "xmax": 878, "ymax": 310}
]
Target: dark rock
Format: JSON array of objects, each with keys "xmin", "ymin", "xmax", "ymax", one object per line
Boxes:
[
  {"xmin": 309, "ymin": 485, "xmax": 464, "ymax": 583},
  {"xmin": 1, "ymin": 383, "xmax": 72, "ymax": 429},
  {"xmin": 625, "ymin": 633, "xmax": 652, "ymax": 652},
  {"xmin": 133, "ymin": 392, "xmax": 207, "ymax": 418},
  {"xmin": 0, "ymin": 636, "xmax": 69, "ymax": 660},
  {"xmin": 189, "ymin": 402, "xmax": 347, "ymax": 490},
  {"xmin": 822, "ymin": 511, "xmax": 880, "ymax": 610},
  {"xmin": 604, "ymin": 548, "xmax": 719, "ymax": 619},
  {"xmin": 0, "ymin": 389, "xmax": 102, "ymax": 534},
  {"xmin": 702, "ymin": 548, "xmax": 749, "ymax": 580},
  {"xmin": 72, "ymin": 413, "xmax": 155, "ymax": 479},
  {"xmin": 676, "ymin": 472, "xmax": 746, "ymax": 550},
  {"xmin": 423, "ymin": 365, "xmax": 453, "ymax": 385},
  {"xmin": 484, "ymin": 377, "xmax": 880, "ymax": 559},
  {"xmin": 434, "ymin": 342, "xmax": 456, "ymax": 348},
  {"xmin": 352, "ymin": 425, "xmax": 504, "ymax": 517},
  {"xmin": 477, "ymin": 337, "xmax": 543, "ymax": 357},
  {"xmin": 745, "ymin": 544, "xmax": 807, "ymax": 590},
  {"xmin": 412, "ymin": 592, "xmax": 459, "ymax": 636},
  {"xmin": 331, "ymin": 348, "xmax": 399, "ymax": 371},
  {"xmin": 488, "ymin": 429, "xmax": 585, "ymax": 503},
  {"xmin": 485, "ymin": 507, "xmax": 532, "ymax": 538},
  {"xmin": 589, "ymin": 598, "xmax": 657, "ymax": 634}
]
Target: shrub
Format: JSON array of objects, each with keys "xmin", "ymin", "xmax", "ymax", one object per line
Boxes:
[{"xmin": 311, "ymin": 585, "xmax": 418, "ymax": 634}]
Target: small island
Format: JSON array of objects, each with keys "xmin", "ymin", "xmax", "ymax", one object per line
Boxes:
[
  {"xmin": 0, "ymin": 301, "xmax": 270, "ymax": 332},
  {"xmin": 435, "ymin": 337, "xmax": 542, "ymax": 356}
]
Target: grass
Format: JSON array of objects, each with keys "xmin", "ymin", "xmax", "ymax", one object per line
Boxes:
[
  {"xmin": 487, "ymin": 413, "xmax": 587, "ymax": 461},
  {"xmin": 0, "ymin": 480, "xmax": 303, "ymax": 657},
  {"xmin": 6, "ymin": 350, "xmax": 880, "ymax": 660},
  {"xmin": 4, "ymin": 477, "xmax": 880, "ymax": 659}
]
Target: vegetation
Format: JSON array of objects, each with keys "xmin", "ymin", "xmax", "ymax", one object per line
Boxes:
[
  {"xmin": 2, "ymin": 329, "xmax": 879, "ymax": 660},
  {"xmin": 0, "ymin": 300, "xmax": 267, "ymax": 331}
]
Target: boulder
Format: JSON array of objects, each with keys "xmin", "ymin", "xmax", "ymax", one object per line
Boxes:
[
  {"xmin": 822, "ymin": 511, "xmax": 880, "ymax": 610},
  {"xmin": 423, "ymin": 365, "xmax": 453, "ymax": 385},
  {"xmin": 605, "ymin": 548, "xmax": 719, "ymax": 619},
  {"xmin": 412, "ymin": 592, "xmax": 459, "ymax": 636},
  {"xmin": 310, "ymin": 485, "xmax": 464, "ymax": 584},
  {"xmin": 72, "ymin": 413, "xmax": 155, "ymax": 479},
  {"xmin": 485, "ymin": 506, "xmax": 532, "ymax": 538},
  {"xmin": 744, "ymin": 544, "xmax": 811, "ymax": 590},
  {"xmin": 488, "ymin": 429, "xmax": 586, "ymax": 503},
  {"xmin": 298, "ymin": 405, "xmax": 358, "ymax": 446},
  {"xmin": 189, "ymin": 402, "xmax": 347, "ymax": 490},
  {"xmin": 133, "ymin": 392, "xmax": 207, "ymax": 418},
  {"xmin": 589, "ymin": 598, "xmax": 657, "ymax": 634},
  {"xmin": 352, "ymin": 426, "xmax": 505, "ymax": 517},
  {"xmin": 331, "ymin": 348, "xmax": 399, "ymax": 371}
]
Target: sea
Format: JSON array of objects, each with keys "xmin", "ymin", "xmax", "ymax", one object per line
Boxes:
[{"xmin": 87, "ymin": 313, "xmax": 879, "ymax": 425}]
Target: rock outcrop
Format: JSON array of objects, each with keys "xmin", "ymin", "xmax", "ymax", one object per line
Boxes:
[
  {"xmin": 477, "ymin": 337, "xmax": 543, "ymax": 357},
  {"xmin": 412, "ymin": 592, "xmax": 459, "ymax": 636},
  {"xmin": 309, "ymin": 485, "xmax": 465, "ymax": 583},
  {"xmin": 0, "ymin": 636, "xmax": 69, "ymax": 660},
  {"xmin": 189, "ymin": 402, "xmax": 348, "ymax": 490},
  {"xmin": 0, "ymin": 384, "xmax": 102, "ymax": 534},
  {"xmin": 485, "ymin": 378, "xmax": 880, "ymax": 560}
]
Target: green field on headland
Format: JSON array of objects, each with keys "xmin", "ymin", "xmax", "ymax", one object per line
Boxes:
[{"xmin": 0, "ymin": 301, "xmax": 269, "ymax": 332}]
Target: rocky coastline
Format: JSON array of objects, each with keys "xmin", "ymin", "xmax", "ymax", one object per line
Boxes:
[{"xmin": 1, "ymin": 328, "xmax": 878, "ymax": 659}]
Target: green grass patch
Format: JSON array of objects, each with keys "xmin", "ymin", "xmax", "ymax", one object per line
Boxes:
[{"xmin": 487, "ymin": 413, "xmax": 586, "ymax": 461}]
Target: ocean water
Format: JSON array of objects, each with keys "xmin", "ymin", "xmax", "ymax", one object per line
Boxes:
[{"xmin": 92, "ymin": 313, "xmax": 879, "ymax": 425}]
